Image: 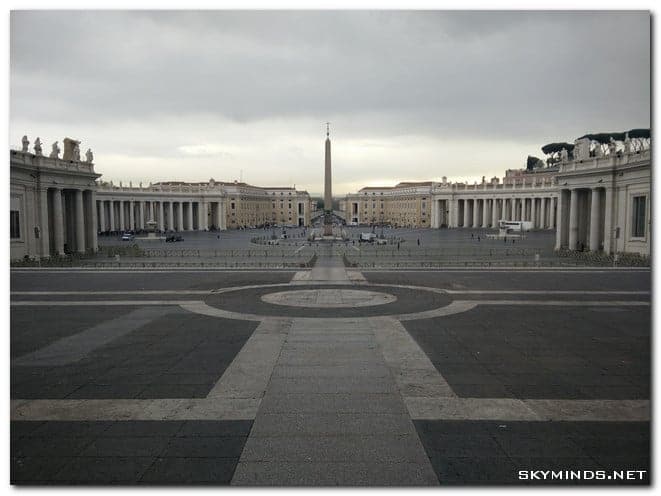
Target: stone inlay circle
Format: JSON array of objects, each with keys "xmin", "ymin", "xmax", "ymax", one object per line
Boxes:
[{"xmin": 261, "ymin": 289, "xmax": 397, "ymax": 308}]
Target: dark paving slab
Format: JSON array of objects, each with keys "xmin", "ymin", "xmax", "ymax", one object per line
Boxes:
[
  {"xmin": 11, "ymin": 306, "xmax": 136, "ymax": 358},
  {"xmin": 204, "ymin": 283, "xmax": 451, "ymax": 318},
  {"xmin": 10, "ymin": 270, "xmax": 295, "ymax": 292},
  {"xmin": 11, "ymin": 420, "xmax": 251, "ymax": 485},
  {"xmin": 403, "ymin": 305, "xmax": 650, "ymax": 400},
  {"xmin": 364, "ymin": 270, "xmax": 650, "ymax": 292},
  {"xmin": 415, "ymin": 420, "xmax": 650, "ymax": 485},
  {"xmin": 12, "ymin": 312, "xmax": 258, "ymax": 399}
]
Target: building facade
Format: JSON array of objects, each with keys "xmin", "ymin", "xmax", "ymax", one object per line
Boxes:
[
  {"xmin": 343, "ymin": 133, "xmax": 651, "ymax": 256},
  {"xmin": 343, "ymin": 182, "xmax": 433, "ymax": 228},
  {"xmin": 96, "ymin": 181, "xmax": 313, "ymax": 232},
  {"xmin": 10, "ymin": 142, "xmax": 100, "ymax": 260},
  {"xmin": 10, "ymin": 136, "xmax": 313, "ymax": 260},
  {"xmin": 554, "ymin": 137, "xmax": 650, "ymax": 256}
]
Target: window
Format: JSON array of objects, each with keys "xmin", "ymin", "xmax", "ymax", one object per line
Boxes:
[
  {"xmin": 10, "ymin": 210, "xmax": 20, "ymax": 239},
  {"xmin": 632, "ymin": 196, "xmax": 647, "ymax": 238}
]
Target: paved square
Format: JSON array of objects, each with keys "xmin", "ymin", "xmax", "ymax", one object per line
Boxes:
[{"xmin": 10, "ymin": 246, "xmax": 650, "ymax": 485}]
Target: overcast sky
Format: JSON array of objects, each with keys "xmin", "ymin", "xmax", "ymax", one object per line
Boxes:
[{"xmin": 10, "ymin": 10, "xmax": 650, "ymax": 195}]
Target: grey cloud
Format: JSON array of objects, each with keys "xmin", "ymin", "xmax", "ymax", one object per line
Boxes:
[{"xmin": 9, "ymin": 10, "xmax": 650, "ymax": 192}]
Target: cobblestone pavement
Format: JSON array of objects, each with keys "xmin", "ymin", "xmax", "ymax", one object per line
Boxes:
[{"xmin": 10, "ymin": 243, "xmax": 650, "ymax": 485}]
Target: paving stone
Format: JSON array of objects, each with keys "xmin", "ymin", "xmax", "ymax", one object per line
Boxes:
[
  {"xmin": 11, "ymin": 456, "xmax": 73, "ymax": 483},
  {"xmin": 258, "ymin": 393, "xmax": 408, "ymax": 414},
  {"xmin": 12, "ymin": 436, "xmax": 94, "ymax": 457},
  {"xmin": 249, "ymin": 413, "xmax": 416, "ymax": 437},
  {"xmin": 176, "ymin": 420, "xmax": 253, "ymax": 437},
  {"xmin": 161, "ymin": 436, "xmax": 247, "ymax": 458},
  {"xmin": 266, "ymin": 376, "xmax": 396, "ymax": 394},
  {"xmin": 79, "ymin": 437, "xmax": 171, "ymax": 457},
  {"xmin": 239, "ymin": 434, "xmax": 431, "ymax": 463},
  {"xmin": 52, "ymin": 456, "xmax": 156, "ymax": 483},
  {"xmin": 232, "ymin": 461, "xmax": 439, "ymax": 486},
  {"xmin": 102, "ymin": 420, "xmax": 185, "ymax": 437},
  {"xmin": 140, "ymin": 457, "xmax": 239, "ymax": 483}
]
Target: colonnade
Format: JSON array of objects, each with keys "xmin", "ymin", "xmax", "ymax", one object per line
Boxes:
[
  {"xmin": 555, "ymin": 187, "xmax": 612, "ymax": 252},
  {"xmin": 40, "ymin": 187, "xmax": 97, "ymax": 255},
  {"xmin": 96, "ymin": 199, "xmax": 225, "ymax": 232},
  {"xmin": 433, "ymin": 195, "xmax": 557, "ymax": 229}
]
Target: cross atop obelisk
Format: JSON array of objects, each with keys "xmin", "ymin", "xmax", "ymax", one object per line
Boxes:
[{"xmin": 323, "ymin": 122, "xmax": 333, "ymax": 236}]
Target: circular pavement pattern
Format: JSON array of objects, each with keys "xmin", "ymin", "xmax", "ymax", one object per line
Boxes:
[
  {"xmin": 201, "ymin": 284, "xmax": 454, "ymax": 319},
  {"xmin": 261, "ymin": 289, "xmax": 397, "ymax": 308}
]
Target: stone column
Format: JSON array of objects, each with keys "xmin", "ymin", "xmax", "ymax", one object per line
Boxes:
[
  {"xmin": 149, "ymin": 201, "xmax": 155, "ymax": 221},
  {"xmin": 52, "ymin": 188, "xmax": 64, "ymax": 255},
  {"xmin": 554, "ymin": 191, "xmax": 565, "ymax": 250},
  {"xmin": 168, "ymin": 202, "xmax": 174, "ymax": 231},
  {"xmin": 138, "ymin": 201, "xmax": 145, "ymax": 230},
  {"xmin": 200, "ymin": 201, "xmax": 208, "ymax": 230},
  {"xmin": 74, "ymin": 189, "xmax": 86, "ymax": 253},
  {"xmin": 38, "ymin": 189, "xmax": 50, "ymax": 257},
  {"xmin": 119, "ymin": 201, "xmax": 125, "ymax": 231},
  {"xmin": 540, "ymin": 197, "xmax": 546, "ymax": 229},
  {"xmin": 98, "ymin": 200, "xmax": 106, "ymax": 232},
  {"xmin": 109, "ymin": 201, "xmax": 116, "ymax": 231},
  {"xmin": 216, "ymin": 201, "xmax": 223, "ymax": 229},
  {"xmin": 509, "ymin": 198, "xmax": 515, "ymax": 221},
  {"xmin": 603, "ymin": 188, "xmax": 614, "ymax": 254},
  {"xmin": 482, "ymin": 200, "xmax": 489, "ymax": 228},
  {"xmin": 463, "ymin": 200, "xmax": 470, "ymax": 227},
  {"xmin": 158, "ymin": 201, "xmax": 165, "ymax": 231},
  {"xmin": 177, "ymin": 202, "xmax": 184, "ymax": 231},
  {"xmin": 472, "ymin": 199, "xmax": 479, "ymax": 227},
  {"xmin": 188, "ymin": 201, "xmax": 194, "ymax": 230},
  {"xmin": 449, "ymin": 200, "xmax": 455, "ymax": 227},
  {"xmin": 589, "ymin": 188, "xmax": 601, "ymax": 251},
  {"xmin": 531, "ymin": 197, "xmax": 537, "ymax": 228},
  {"xmin": 129, "ymin": 201, "xmax": 135, "ymax": 231},
  {"xmin": 549, "ymin": 197, "xmax": 556, "ymax": 229},
  {"xmin": 568, "ymin": 189, "xmax": 579, "ymax": 250},
  {"xmin": 492, "ymin": 199, "xmax": 498, "ymax": 227},
  {"xmin": 89, "ymin": 191, "xmax": 98, "ymax": 252}
]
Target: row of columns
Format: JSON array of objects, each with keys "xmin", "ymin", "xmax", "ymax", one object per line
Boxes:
[
  {"xmin": 555, "ymin": 187, "xmax": 612, "ymax": 253},
  {"xmin": 433, "ymin": 196, "xmax": 557, "ymax": 229},
  {"xmin": 97, "ymin": 199, "xmax": 224, "ymax": 232},
  {"xmin": 38, "ymin": 187, "xmax": 97, "ymax": 256}
]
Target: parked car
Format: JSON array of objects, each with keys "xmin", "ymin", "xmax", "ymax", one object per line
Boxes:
[
  {"xmin": 165, "ymin": 235, "xmax": 184, "ymax": 243},
  {"xmin": 121, "ymin": 233, "xmax": 134, "ymax": 241}
]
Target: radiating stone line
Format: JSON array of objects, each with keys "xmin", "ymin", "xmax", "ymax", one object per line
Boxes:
[
  {"xmin": 13, "ymin": 306, "xmax": 179, "ymax": 366},
  {"xmin": 405, "ymin": 397, "xmax": 650, "ymax": 422}
]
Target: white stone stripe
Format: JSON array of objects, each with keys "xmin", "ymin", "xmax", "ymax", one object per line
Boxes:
[
  {"xmin": 10, "ymin": 300, "xmax": 197, "ymax": 306},
  {"xmin": 370, "ymin": 317, "xmax": 456, "ymax": 398},
  {"xmin": 206, "ymin": 319, "xmax": 292, "ymax": 399},
  {"xmin": 10, "ymin": 268, "xmax": 299, "ymax": 273},
  {"xmin": 11, "ymin": 290, "xmax": 213, "ymax": 295},
  {"xmin": 476, "ymin": 300, "xmax": 650, "ymax": 307},
  {"xmin": 444, "ymin": 290, "xmax": 649, "ymax": 295},
  {"xmin": 360, "ymin": 268, "xmax": 650, "ymax": 273},
  {"xmin": 406, "ymin": 397, "xmax": 650, "ymax": 422},
  {"xmin": 10, "ymin": 397, "xmax": 649, "ymax": 422},
  {"xmin": 10, "ymin": 398, "xmax": 260, "ymax": 421},
  {"xmin": 13, "ymin": 307, "xmax": 175, "ymax": 367}
]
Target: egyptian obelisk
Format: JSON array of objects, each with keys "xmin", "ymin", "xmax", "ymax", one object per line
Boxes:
[{"xmin": 323, "ymin": 122, "xmax": 333, "ymax": 236}]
